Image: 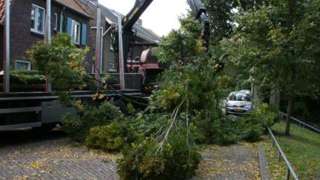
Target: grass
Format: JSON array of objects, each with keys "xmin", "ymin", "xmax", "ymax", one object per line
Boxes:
[{"xmin": 266, "ymin": 121, "xmax": 320, "ymax": 180}]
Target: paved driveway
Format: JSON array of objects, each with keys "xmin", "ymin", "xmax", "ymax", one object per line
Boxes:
[
  {"xmin": 0, "ymin": 130, "xmax": 119, "ymax": 180},
  {"xmin": 194, "ymin": 143, "xmax": 261, "ymax": 180}
]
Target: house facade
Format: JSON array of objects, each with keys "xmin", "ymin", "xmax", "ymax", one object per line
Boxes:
[
  {"xmin": 79, "ymin": 0, "xmax": 160, "ymax": 74},
  {"xmin": 1, "ymin": 0, "xmax": 91, "ymax": 71},
  {"xmin": 0, "ymin": 0, "xmax": 160, "ymax": 75}
]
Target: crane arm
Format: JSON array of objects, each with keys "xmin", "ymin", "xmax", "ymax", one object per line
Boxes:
[
  {"xmin": 122, "ymin": 0, "xmax": 154, "ymax": 32},
  {"xmin": 123, "ymin": 0, "xmax": 210, "ymax": 47},
  {"xmin": 120, "ymin": 0, "xmax": 210, "ymax": 72}
]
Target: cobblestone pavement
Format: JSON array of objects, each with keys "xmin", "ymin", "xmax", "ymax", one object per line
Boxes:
[
  {"xmin": 194, "ymin": 143, "xmax": 261, "ymax": 180},
  {"xmin": 0, "ymin": 130, "xmax": 262, "ymax": 180},
  {"xmin": 0, "ymin": 130, "xmax": 119, "ymax": 180}
]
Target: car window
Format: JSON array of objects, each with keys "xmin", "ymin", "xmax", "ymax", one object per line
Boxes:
[{"xmin": 228, "ymin": 92, "xmax": 251, "ymax": 101}]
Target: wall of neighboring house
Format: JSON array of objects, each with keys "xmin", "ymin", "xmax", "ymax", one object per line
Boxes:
[
  {"xmin": 78, "ymin": 0, "xmax": 98, "ymax": 73},
  {"xmin": 102, "ymin": 30, "xmax": 117, "ymax": 73},
  {"xmin": 10, "ymin": 0, "xmax": 90, "ymax": 71}
]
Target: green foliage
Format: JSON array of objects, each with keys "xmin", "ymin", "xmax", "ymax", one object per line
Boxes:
[
  {"xmin": 128, "ymin": 113, "xmax": 170, "ymax": 137},
  {"xmin": 117, "ymin": 131, "xmax": 201, "ymax": 180},
  {"xmin": 157, "ymin": 17, "xmax": 205, "ymax": 65},
  {"xmin": 85, "ymin": 121, "xmax": 136, "ymax": 152},
  {"xmin": 271, "ymin": 121, "xmax": 320, "ymax": 179},
  {"xmin": 10, "ymin": 70, "xmax": 46, "ymax": 84},
  {"xmin": 63, "ymin": 101, "xmax": 124, "ymax": 142},
  {"xmin": 238, "ymin": 103, "xmax": 278, "ymax": 141},
  {"xmin": 28, "ymin": 33, "xmax": 89, "ymax": 90},
  {"xmin": 223, "ymin": 1, "xmax": 320, "ymax": 98}
]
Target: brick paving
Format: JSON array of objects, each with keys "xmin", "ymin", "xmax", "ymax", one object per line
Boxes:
[
  {"xmin": 0, "ymin": 130, "xmax": 119, "ymax": 180},
  {"xmin": 0, "ymin": 130, "xmax": 263, "ymax": 180},
  {"xmin": 194, "ymin": 143, "xmax": 261, "ymax": 180}
]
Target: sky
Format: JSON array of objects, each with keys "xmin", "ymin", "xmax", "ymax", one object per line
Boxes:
[{"xmin": 98, "ymin": 0, "xmax": 190, "ymax": 37}]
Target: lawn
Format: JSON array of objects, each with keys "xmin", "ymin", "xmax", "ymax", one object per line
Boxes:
[{"xmin": 266, "ymin": 121, "xmax": 320, "ymax": 180}]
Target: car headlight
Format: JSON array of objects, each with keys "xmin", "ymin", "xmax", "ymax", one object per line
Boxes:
[{"xmin": 244, "ymin": 104, "xmax": 252, "ymax": 110}]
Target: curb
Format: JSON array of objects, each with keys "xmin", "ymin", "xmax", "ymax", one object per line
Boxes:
[{"xmin": 258, "ymin": 144, "xmax": 271, "ymax": 180}]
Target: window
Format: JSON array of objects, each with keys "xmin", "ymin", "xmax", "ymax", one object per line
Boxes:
[
  {"xmin": 72, "ymin": 20, "xmax": 81, "ymax": 44},
  {"xmin": 15, "ymin": 60, "xmax": 31, "ymax": 71},
  {"xmin": 67, "ymin": 18, "xmax": 80, "ymax": 45},
  {"xmin": 31, "ymin": 4, "xmax": 45, "ymax": 34},
  {"xmin": 66, "ymin": 18, "xmax": 87, "ymax": 45},
  {"xmin": 54, "ymin": 13, "xmax": 58, "ymax": 31}
]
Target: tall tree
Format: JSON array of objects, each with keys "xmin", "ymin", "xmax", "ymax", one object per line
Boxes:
[{"xmin": 222, "ymin": 0, "xmax": 320, "ymax": 135}]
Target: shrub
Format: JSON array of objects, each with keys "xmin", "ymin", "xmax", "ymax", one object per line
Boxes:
[
  {"xmin": 238, "ymin": 103, "xmax": 278, "ymax": 142},
  {"xmin": 85, "ymin": 121, "xmax": 136, "ymax": 152},
  {"xmin": 62, "ymin": 101, "xmax": 124, "ymax": 142},
  {"xmin": 28, "ymin": 34, "xmax": 89, "ymax": 90},
  {"xmin": 128, "ymin": 113, "xmax": 171, "ymax": 137},
  {"xmin": 192, "ymin": 111, "xmax": 241, "ymax": 145},
  {"xmin": 117, "ymin": 131, "xmax": 201, "ymax": 180}
]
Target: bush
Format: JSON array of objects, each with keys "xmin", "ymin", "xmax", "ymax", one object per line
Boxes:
[
  {"xmin": 128, "ymin": 113, "xmax": 171, "ymax": 137},
  {"xmin": 63, "ymin": 101, "xmax": 124, "ymax": 142},
  {"xmin": 238, "ymin": 103, "xmax": 278, "ymax": 142},
  {"xmin": 85, "ymin": 121, "xmax": 136, "ymax": 152},
  {"xmin": 28, "ymin": 34, "xmax": 89, "ymax": 90},
  {"xmin": 117, "ymin": 131, "xmax": 201, "ymax": 180},
  {"xmin": 192, "ymin": 111, "xmax": 241, "ymax": 145}
]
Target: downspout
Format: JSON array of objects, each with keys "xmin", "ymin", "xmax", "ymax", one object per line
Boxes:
[
  {"xmin": 59, "ymin": 7, "xmax": 64, "ymax": 32},
  {"xmin": 4, "ymin": 0, "xmax": 11, "ymax": 93},
  {"xmin": 117, "ymin": 15, "xmax": 125, "ymax": 90},
  {"xmin": 46, "ymin": 0, "xmax": 52, "ymax": 44},
  {"xmin": 100, "ymin": 26, "xmax": 103, "ymax": 73},
  {"xmin": 46, "ymin": 0, "xmax": 52, "ymax": 92},
  {"xmin": 95, "ymin": 5, "xmax": 101, "ymax": 86}
]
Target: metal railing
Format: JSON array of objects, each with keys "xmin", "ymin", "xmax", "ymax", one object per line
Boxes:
[
  {"xmin": 267, "ymin": 127, "xmax": 299, "ymax": 180},
  {"xmin": 279, "ymin": 112, "xmax": 320, "ymax": 134}
]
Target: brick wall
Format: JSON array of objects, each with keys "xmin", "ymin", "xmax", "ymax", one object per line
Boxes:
[{"xmin": 9, "ymin": 0, "xmax": 90, "ymax": 70}]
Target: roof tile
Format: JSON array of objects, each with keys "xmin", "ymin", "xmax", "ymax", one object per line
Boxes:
[
  {"xmin": 0, "ymin": 0, "xmax": 4, "ymax": 25},
  {"xmin": 55, "ymin": 0, "xmax": 90, "ymax": 18}
]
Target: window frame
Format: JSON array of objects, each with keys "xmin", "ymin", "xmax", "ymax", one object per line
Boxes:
[
  {"xmin": 71, "ymin": 20, "xmax": 81, "ymax": 45},
  {"xmin": 54, "ymin": 13, "xmax": 58, "ymax": 31},
  {"xmin": 15, "ymin": 60, "xmax": 32, "ymax": 71},
  {"xmin": 31, "ymin": 4, "xmax": 46, "ymax": 35}
]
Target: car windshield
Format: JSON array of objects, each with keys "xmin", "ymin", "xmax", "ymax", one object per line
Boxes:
[{"xmin": 228, "ymin": 92, "xmax": 251, "ymax": 101}]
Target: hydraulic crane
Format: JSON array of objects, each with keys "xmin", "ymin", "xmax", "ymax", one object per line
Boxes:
[{"xmin": 120, "ymin": 0, "xmax": 210, "ymax": 70}]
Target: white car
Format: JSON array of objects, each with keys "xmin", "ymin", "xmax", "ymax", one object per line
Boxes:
[{"xmin": 225, "ymin": 90, "xmax": 253, "ymax": 115}]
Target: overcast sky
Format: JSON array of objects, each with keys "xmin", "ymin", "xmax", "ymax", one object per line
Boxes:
[{"xmin": 98, "ymin": 0, "xmax": 189, "ymax": 37}]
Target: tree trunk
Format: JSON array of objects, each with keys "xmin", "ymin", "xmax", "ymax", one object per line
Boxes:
[
  {"xmin": 285, "ymin": 97, "xmax": 294, "ymax": 136},
  {"xmin": 269, "ymin": 88, "xmax": 280, "ymax": 110}
]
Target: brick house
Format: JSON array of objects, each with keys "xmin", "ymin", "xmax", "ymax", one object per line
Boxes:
[
  {"xmin": 0, "ymin": 0, "xmax": 91, "ymax": 71},
  {"xmin": 0, "ymin": 0, "xmax": 160, "ymax": 74}
]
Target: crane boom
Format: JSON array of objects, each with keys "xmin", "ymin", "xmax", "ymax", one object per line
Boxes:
[
  {"xmin": 123, "ymin": 0, "xmax": 209, "ymax": 46},
  {"xmin": 120, "ymin": 0, "xmax": 210, "ymax": 72}
]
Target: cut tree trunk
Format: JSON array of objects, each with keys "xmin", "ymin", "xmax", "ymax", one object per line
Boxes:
[{"xmin": 285, "ymin": 97, "xmax": 294, "ymax": 136}]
